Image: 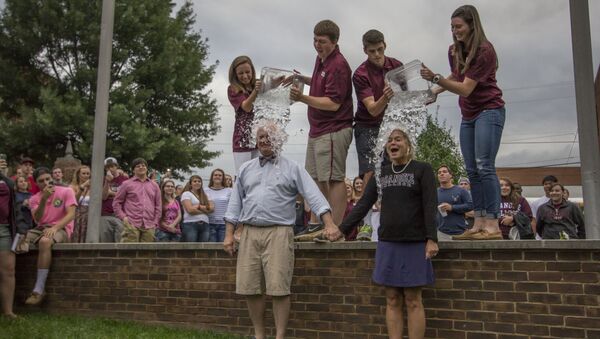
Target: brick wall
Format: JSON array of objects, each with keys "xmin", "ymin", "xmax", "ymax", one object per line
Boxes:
[{"xmin": 14, "ymin": 241, "xmax": 600, "ymax": 339}]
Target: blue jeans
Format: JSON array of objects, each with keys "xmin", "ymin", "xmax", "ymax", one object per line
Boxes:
[
  {"xmin": 459, "ymin": 107, "xmax": 505, "ymax": 219},
  {"xmin": 209, "ymin": 223, "xmax": 226, "ymax": 242},
  {"xmin": 155, "ymin": 229, "xmax": 182, "ymax": 242},
  {"xmin": 181, "ymin": 221, "xmax": 210, "ymax": 242}
]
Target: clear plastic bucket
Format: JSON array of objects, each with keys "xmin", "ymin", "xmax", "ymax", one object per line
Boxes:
[
  {"xmin": 384, "ymin": 59, "xmax": 434, "ymax": 106},
  {"xmin": 259, "ymin": 67, "xmax": 304, "ymax": 96}
]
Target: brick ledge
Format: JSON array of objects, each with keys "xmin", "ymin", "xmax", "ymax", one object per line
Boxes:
[{"xmin": 46, "ymin": 239, "xmax": 600, "ymax": 251}]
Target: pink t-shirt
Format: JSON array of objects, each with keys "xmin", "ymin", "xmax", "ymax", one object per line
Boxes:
[
  {"xmin": 353, "ymin": 57, "xmax": 403, "ymax": 128},
  {"xmin": 308, "ymin": 45, "xmax": 354, "ymax": 137},
  {"xmin": 159, "ymin": 199, "xmax": 181, "ymax": 234},
  {"xmin": 449, "ymin": 41, "xmax": 505, "ymax": 120},
  {"xmin": 29, "ymin": 186, "xmax": 77, "ymax": 238},
  {"xmin": 228, "ymin": 86, "xmax": 256, "ymax": 152}
]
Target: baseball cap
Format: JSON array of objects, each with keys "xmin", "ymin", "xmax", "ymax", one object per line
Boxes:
[
  {"xmin": 20, "ymin": 157, "xmax": 35, "ymax": 165},
  {"xmin": 104, "ymin": 157, "xmax": 118, "ymax": 167},
  {"xmin": 458, "ymin": 177, "xmax": 470, "ymax": 185}
]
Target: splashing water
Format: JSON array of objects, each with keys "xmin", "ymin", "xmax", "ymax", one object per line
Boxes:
[
  {"xmin": 371, "ymin": 90, "xmax": 431, "ymax": 199},
  {"xmin": 249, "ymin": 86, "xmax": 294, "ymax": 156}
]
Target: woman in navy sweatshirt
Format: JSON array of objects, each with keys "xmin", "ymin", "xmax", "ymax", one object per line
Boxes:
[{"xmin": 338, "ymin": 128, "xmax": 438, "ymax": 339}]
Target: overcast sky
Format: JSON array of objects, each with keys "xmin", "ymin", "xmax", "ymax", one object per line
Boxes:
[
  {"xmin": 2, "ymin": 0, "xmax": 599, "ymax": 185},
  {"xmin": 176, "ymin": 0, "xmax": 600, "ymax": 182}
]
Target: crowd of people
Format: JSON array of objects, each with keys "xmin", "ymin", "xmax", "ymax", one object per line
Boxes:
[{"xmin": 0, "ymin": 4, "xmax": 588, "ymax": 339}]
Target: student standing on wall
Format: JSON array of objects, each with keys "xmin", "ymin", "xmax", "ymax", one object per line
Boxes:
[
  {"xmin": 421, "ymin": 4, "xmax": 505, "ymax": 240},
  {"xmin": 228, "ymin": 56, "xmax": 262, "ymax": 176},
  {"xmin": 352, "ymin": 29, "xmax": 402, "ymax": 187},
  {"xmin": 290, "ymin": 19, "xmax": 354, "ymax": 232}
]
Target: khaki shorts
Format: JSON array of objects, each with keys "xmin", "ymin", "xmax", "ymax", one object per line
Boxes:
[
  {"xmin": 0, "ymin": 224, "xmax": 12, "ymax": 251},
  {"xmin": 120, "ymin": 220, "xmax": 156, "ymax": 243},
  {"xmin": 25, "ymin": 227, "xmax": 69, "ymax": 245},
  {"xmin": 236, "ymin": 225, "xmax": 294, "ymax": 296},
  {"xmin": 305, "ymin": 127, "xmax": 352, "ymax": 182}
]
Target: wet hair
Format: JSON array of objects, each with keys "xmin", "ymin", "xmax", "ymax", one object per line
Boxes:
[
  {"xmin": 228, "ymin": 55, "xmax": 256, "ymax": 95},
  {"xmin": 314, "ymin": 20, "xmax": 339, "ymax": 43},
  {"xmin": 362, "ymin": 29, "xmax": 385, "ymax": 48},
  {"xmin": 450, "ymin": 5, "xmax": 496, "ymax": 74},
  {"xmin": 499, "ymin": 177, "xmax": 519, "ymax": 210},
  {"xmin": 385, "ymin": 128, "xmax": 414, "ymax": 161},
  {"xmin": 208, "ymin": 168, "xmax": 226, "ymax": 189},
  {"xmin": 542, "ymin": 175, "xmax": 558, "ymax": 185}
]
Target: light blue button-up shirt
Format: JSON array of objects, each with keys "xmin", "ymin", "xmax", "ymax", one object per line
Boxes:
[{"xmin": 224, "ymin": 155, "xmax": 330, "ymax": 226}]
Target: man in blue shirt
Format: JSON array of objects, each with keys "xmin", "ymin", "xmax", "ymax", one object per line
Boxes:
[
  {"xmin": 224, "ymin": 122, "xmax": 339, "ymax": 339},
  {"xmin": 436, "ymin": 165, "xmax": 473, "ymax": 241}
]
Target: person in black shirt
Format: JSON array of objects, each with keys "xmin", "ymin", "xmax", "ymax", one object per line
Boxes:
[{"xmin": 337, "ymin": 128, "xmax": 438, "ymax": 339}]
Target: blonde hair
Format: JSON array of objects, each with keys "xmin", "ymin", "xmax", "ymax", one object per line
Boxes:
[
  {"xmin": 450, "ymin": 5, "xmax": 497, "ymax": 74},
  {"xmin": 71, "ymin": 165, "xmax": 92, "ymax": 189},
  {"xmin": 228, "ymin": 55, "xmax": 256, "ymax": 95}
]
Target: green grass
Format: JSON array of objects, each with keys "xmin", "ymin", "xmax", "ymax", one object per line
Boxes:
[{"xmin": 0, "ymin": 312, "xmax": 244, "ymax": 339}]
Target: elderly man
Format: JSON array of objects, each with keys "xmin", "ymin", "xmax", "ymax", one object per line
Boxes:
[{"xmin": 223, "ymin": 122, "xmax": 340, "ymax": 339}]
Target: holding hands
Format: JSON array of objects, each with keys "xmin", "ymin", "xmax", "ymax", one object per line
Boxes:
[{"xmin": 425, "ymin": 239, "xmax": 439, "ymax": 259}]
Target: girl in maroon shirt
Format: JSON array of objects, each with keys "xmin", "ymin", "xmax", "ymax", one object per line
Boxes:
[
  {"xmin": 499, "ymin": 177, "xmax": 533, "ymax": 239},
  {"xmin": 227, "ymin": 56, "xmax": 262, "ymax": 175},
  {"xmin": 421, "ymin": 5, "xmax": 505, "ymax": 240}
]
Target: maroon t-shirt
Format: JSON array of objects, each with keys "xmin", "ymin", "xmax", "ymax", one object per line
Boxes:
[
  {"xmin": 353, "ymin": 57, "xmax": 403, "ymax": 128},
  {"xmin": 101, "ymin": 174, "xmax": 128, "ymax": 216},
  {"xmin": 308, "ymin": 46, "xmax": 354, "ymax": 138},
  {"xmin": 227, "ymin": 86, "xmax": 256, "ymax": 152},
  {"xmin": 499, "ymin": 195, "xmax": 533, "ymax": 239},
  {"xmin": 0, "ymin": 180, "xmax": 10, "ymax": 225},
  {"xmin": 27, "ymin": 175, "xmax": 40, "ymax": 194},
  {"xmin": 448, "ymin": 41, "xmax": 505, "ymax": 120}
]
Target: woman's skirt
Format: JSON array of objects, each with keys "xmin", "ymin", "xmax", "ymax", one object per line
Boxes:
[{"xmin": 373, "ymin": 241, "xmax": 435, "ymax": 287}]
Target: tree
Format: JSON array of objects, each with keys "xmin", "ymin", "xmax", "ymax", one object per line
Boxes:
[
  {"xmin": 0, "ymin": 0, "xmax": 219, "ymax": 174},
  {"xmin": 416, "ymin": 113, "xmax": 466, "ymax": 181}
]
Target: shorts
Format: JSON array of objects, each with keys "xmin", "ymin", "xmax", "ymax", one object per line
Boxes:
[
  {"xmin": 0, "ymin": 224, "xmax": 12, "ymax": 251},
  {"xmin": 305, "ymin": 127, "xmax": 352, "ymax": 182},
  {"xmin": 236, "ymin": 225, "xmax": 294, "ymax": 296},
  {"xmin": 354, "ymin": 126, "xmax": 380, "ymax": 175},
  {"xmin": 120, "ymin": 220, "xmax": 156, "ymax": 243},
  {"xmin": 25, "ymin": 227, "xmax": 69, "ymax": 245},
  {"xmin": 233, "ymin": 150, "xmax": 259, "ymax": 176}
]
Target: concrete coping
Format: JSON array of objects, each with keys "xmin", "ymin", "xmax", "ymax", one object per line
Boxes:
[{"xmin": 49, "ymin": 240, "xmax": 600, "ymax": 251}]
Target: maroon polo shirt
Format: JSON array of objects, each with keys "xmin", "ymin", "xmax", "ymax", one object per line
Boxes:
[
  {"xmin": 353, "ymin": 56, "xmax": 403, "ymax": 128},
  {"xmin": 449, "ymin": 41, "xmax": 504, "ymax": 120},
  {"xmin": 101, "ymin": 174, "xmax": 128, "ymax": 216},
  {"xmin": 0, "ymin": 180, "xmax": 9, "ymax": 225},
  {"xmin": 228, "ymin": 86, "xmax": 256, "ymax": 152},
  {"xmin": 308, "ymin": 46, "xmax": 354, "ymax": 138}
]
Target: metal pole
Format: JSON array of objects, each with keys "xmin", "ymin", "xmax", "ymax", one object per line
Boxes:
[
  {"xmin": 569, "ymin": 0, "xmax": 600, "ymax": 239},
  {"xmin": 86, "ymin": 0, "xmax": 115, "ymax": 242}
]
